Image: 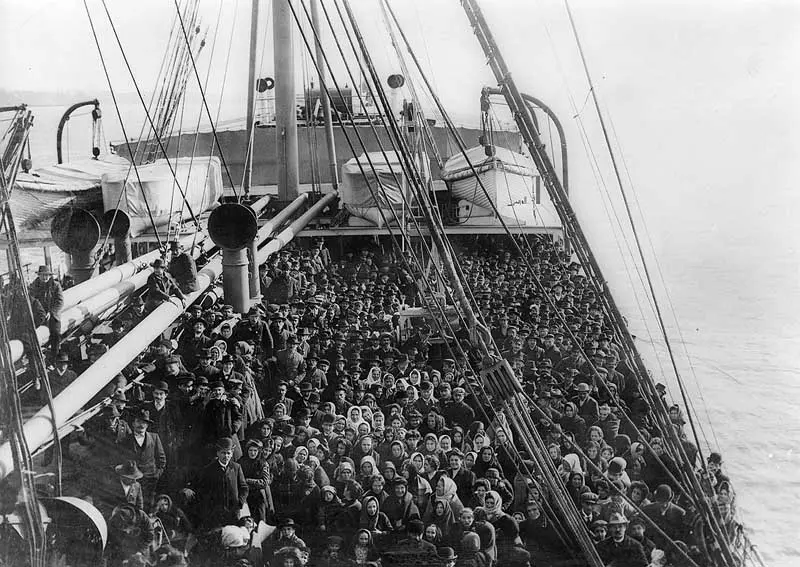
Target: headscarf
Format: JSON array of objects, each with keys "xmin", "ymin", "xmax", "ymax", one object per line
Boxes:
[
  {"xmin": 381, "ymin": 481, "xmax": 415, "ymax": 524},
  {"xmin": 484, "ymin": 489, "xmax": 504, "ymax": 521},
  {"xmin": 473, "ymin": 445, "xmax": 501, "ymax": 478},
  {"xmin": 359, "ymin": 495, "xmax": 383, "ymax": 530},
  {"xmin": 465, "ymin": 451, "xmax": 478, "ymax": 471},
  {"xmin": 334, "ymin": 461, "xmax": 355, "ymax": 483},
  {"xmin": 563, "ymin": 453, "xmax": 583, "ymax": 474},
  {"xmin": 381, "ymin": 460, "xmax": 398, "ymax": 483},
  {"xmin": 272, "ymin": 402, "xmax": 290, "ymax": 421},
  {"xmin": 428, "ymin": 497, "xmax": 458, "ymax": 537},
  {"xmin": 347, "ymin": 406, "xmax": 365, "ymax": 430},
  {"xmin": 359, "ymin": 455, "xmax": 377, "ymax": 478},
  {"xmin": 434, "ymin": 475, "xmax": 464, "ymax": 516},
  {"xmin": 360, "ymin": 406, "xmax": 374, "ymax": 425},
  {"xmin": 451, "ymin": 426, "xmax": 467, "ymax": 452},
  {"xmin": 293, "ymin": 445, "xmax": 309, "ymax": 464}
]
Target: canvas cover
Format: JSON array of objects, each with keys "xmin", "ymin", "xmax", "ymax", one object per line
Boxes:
[
  {"xmin": 102, "ymin": 156, "xmax": 223, "ymax": 236},
  {"xmin": 12, "ymin": 154, "xmax": 131, "ymax": 229},
  {"xmin": 341, "ymin": 151, "xmax": 427, "ymax": 227}
]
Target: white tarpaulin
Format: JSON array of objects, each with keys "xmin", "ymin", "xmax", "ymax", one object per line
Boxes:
[
  {"xmin": 102, "ymin": 156, "xmax": 223, "ymax": 236},
  {"xmin": 341, "ymin": 151, "xmax": 428, "ymax": 227}
]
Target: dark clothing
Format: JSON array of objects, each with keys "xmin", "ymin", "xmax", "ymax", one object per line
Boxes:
[
  {"xmin": 29, "ymin": 276, "xmax": 63, "ymax": 318},
  {"xmin": 199, "ymin": 398, "xmax": 243, "ymax": 449},
  {"xmin": 146, "ymin": 271, "xmax": 185, "ymax": 310},
  {"xmin": 168, "ymin": 251, "xmax": 199, "ymax": 293},
  {"xmin": 194, "ymin": 460, "xmax": 249, "ymax": 528},
  {"xmin": 395, "ymin": 537, "xmax": 437, "ymax": 554},
  {"xmin": 595, "ymin": 535, "xmax": 648, "ymax": 567},
  {"xmin": 233, "ymin": 320, "xmax": 274, "ymax": 357},
  {"xmin": 116, "ymin": 430, "xmax": 167, "ymax": 479},
  {"xmin": 443, "ymin": 400, "xmax": 476, "ymax": 429},
  {"xmin": 177, "ymin": 333, "xmax": 213, "ymax": 369},
  {"xmin": 28, "ymin": 276, "xmax": 63, "ymax": 352}
]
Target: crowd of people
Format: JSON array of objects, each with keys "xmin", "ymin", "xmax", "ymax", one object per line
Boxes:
[{"xmin": 22, "ymin": 235, "xmax": 736, "ymax": 567}]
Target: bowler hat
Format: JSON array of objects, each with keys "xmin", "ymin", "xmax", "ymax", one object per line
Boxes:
[
  {"xmin": 37, "ymin": 265, "xmax": 52, "ymax": 276},
  {"xmin": 654, "ymin": 484, "xmax": 673, "ymax": 502},
  {"xmin": 437, "ymin": 548, "xmax": 457, "ymax": 561},
  {"xmin": 151, "ymin": 258, "xmax": 166, "ymax": 269},
  {"xmin": 216, "ymin": 437, "xmax": 235, "ymax": 451},
  {"xmin": 153, "ymin": 381, "xmax": 170, "ymax": 393},
  {"xmin": 132, "ymin": 408, "xmax": 153, "ymax": 424}
]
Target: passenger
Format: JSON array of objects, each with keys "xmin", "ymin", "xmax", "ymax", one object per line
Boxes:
[
  {"xmin": 145, "ymin": 258, "xmax": 185, "ymax": 312},
  {"xmin": 43, "ymin": 235, "xmax": 737, "ymax": 566}
]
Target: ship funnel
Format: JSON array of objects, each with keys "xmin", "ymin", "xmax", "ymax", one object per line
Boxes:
[
  {"xmin": 207, "ymin": 203, "xmax": 258, "ymax": 313},
  {"xmin": 208, "ymin": 203, "xmax": 258, "ymax": 250},
  {"xmin": 51, "ymin": 206, "xmax": 101, "ymax": 283}
]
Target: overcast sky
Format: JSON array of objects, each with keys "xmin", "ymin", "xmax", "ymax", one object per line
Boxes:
[{"xmin": 1, "ymin": 0, "xmax": 798, "ymax": 256}]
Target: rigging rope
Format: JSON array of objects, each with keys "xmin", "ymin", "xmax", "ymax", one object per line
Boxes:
[
  {"xmin": 382, "ymin": 1, "xmax": 736, "ymax": 557},
  {"xmin": 82, "ymin": 0, "xmax": 164, "ymax": 250},
  {"xmin": 288, "ymin": 8, "xmax": 580, "ymax": 550},
  {"xmin": 169, "ymin": 0, "xmax": 240, "ymax": 199},
  {"xmin": 558, "ymin": 8, "xmax": 737, "ymax": 556},
  {"xmin": 98, "ymin": 0, "xmax": 201, "ymax": 228}
]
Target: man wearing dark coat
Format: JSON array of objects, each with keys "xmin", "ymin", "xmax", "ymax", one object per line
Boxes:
[
  {"xmin": 115, "ymin": 408, "xmax": 167, "ymax": 509},
  {"xmin": 28, "ymin": 265, "xmax": 63, "ymax": 354},
  {"xmin": 595, "ymin": 513, "xmax": 648, "ymax": 567},
  {"xmin": 145, "ymin": 258, "xmax": 185, "ymax": 312},
  {"xmin": 234, "ymin": 306, "xmax": 275, "ymax": 358},
  {"xmin": 177, "ymin": 318, "xmax": 213, "ymax": 370},
  {"xmin": 198, "ymin": 381, "xmax": 244, "ymax": 460},
  {"xmin": 168, "ymin": 240, "xmax": 199, "ymax": 293},
  {"xmin": 193, "ymin": 437, "xmax": 249, "ymax": 528}
]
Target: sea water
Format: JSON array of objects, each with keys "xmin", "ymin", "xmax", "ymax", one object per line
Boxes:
[{"xmin": 11, "ymin": 102, "xmax": 800, "ymax": 567}]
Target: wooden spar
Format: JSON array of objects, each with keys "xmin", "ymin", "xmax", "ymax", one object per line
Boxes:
[
  {"xmin": 254, "ymin": 192, "xmax": 308, "ymax": 245},
  {"xmin": 244, "ymin": 0, "xmax": 261, "ymax": 194},
  {"xmin": 9, "ymin": 234, "xmax": 214, "ymax": 365},
  {"xmin": 256, "ymin": 192, "xmax": 336, "ymax": 264},
  {"xmin": 0, "ymin": 195, "xmax": 334, "ymax": 481},
  {"xmin": 248, "ymin": 195, "xmax": 272, "ymax": 301},
  {"xmin": 9, "ymin": 270, "xmax": 149, "ymax": 365},
  {"xmin": 310, "ymin": 0, "xmax": 339, "ymax": 191},
  {"xmin": 60, "ymin": 232, "xmax": 208, "ymax": 311},
  {"xmin": 273, "ymin": 0, "xmax": 300, "ymax": 200},
  {"xmin": 0, "ymin": 257, "xmax": 221, "ymax": 481}
]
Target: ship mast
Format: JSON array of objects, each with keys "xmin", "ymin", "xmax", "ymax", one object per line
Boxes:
[
  {"xmin": 243, "ymin": 0, "xmax": 261, "ymax": 194},
  {"xmin": 273, "ymin": 0, "xmax": 300, "ymax": 201}
]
